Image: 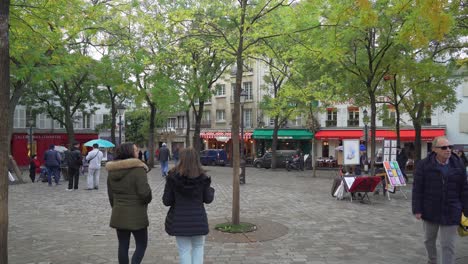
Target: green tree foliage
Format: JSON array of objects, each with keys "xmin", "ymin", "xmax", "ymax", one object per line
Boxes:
[
  {"xmin": 125, "ymin": 110, "xmax": 151, "ymax": 147},
  {"xmin": 116, "ymin": 0, "xmax": 182, "ymax": 167},
  {"xmin": 318, "ymin": 0, "xmax": 460, "ymax": 169}
]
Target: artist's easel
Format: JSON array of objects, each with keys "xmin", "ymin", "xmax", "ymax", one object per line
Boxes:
[{"xmin": 381, "ymin": 166, "xmax": 408, "ymax": 201}]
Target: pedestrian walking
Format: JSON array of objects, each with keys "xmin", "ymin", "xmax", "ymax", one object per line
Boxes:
[
  {"xmin": 143, "ymin": 150, "xmax": 149, "ymax": 164},
  {"xmin": 173, "ymin": 146, "xmax": 179, "ymax": 165},
  {"xmin": 29, "ymin": 154, "xmax": 40, "ymax": 183},
  {"xmin": 43, "ymin": 144, "xmax": 61, "ymax": 186},
  {"xmin": 85, "ymin": 143, "xmax": 103, "ymax": 190},
  {"xmin": 159, "ymin": 143, "xmax": 170, "ymax": 177},
  {"xmin": 106, "ymin": 142, "xmax": 152, "ymax": 264},
  {"xmin": 66, "ymin": 142, "xmax": 83, "ymax": 191},
  {"xmin": 138, "ymin": 150, "xmax": 143, "ymax": 161},
  {"xmin": 163, "ymin": 147, "xmax": 215, "ymax": 264},
  {"xmin": 412, "ymin": 136, "xmax": 468, "ymax": 264}
]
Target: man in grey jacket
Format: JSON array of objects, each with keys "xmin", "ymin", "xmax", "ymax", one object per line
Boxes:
[{"xmin": 86, "ymin": 143, "xmax": 103, "ymax": 190}]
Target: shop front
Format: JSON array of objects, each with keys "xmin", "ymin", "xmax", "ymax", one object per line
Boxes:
[
  {"xmin": 252, "ymin": 128, "xmax": 314, "ymax": 157},
  {"xmin": 314, "ymin": 128, "xmax": 445, "ymax": 161},
  {"xmin": 11, "ymin": 132, "xmax": 98, "ymax": 166},
  {"xmin": 199, "ymin": 129, "xmax": 254, "ymax": 162}
]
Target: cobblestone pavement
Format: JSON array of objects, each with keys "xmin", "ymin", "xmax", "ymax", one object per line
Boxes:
[{"xmin": 8, "ymin": 165, "xmax": 468, "ymax": 264}]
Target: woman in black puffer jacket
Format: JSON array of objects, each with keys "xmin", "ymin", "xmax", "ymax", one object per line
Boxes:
[{"xmin": 163, "ymin": 147, "xmax": 215, "ymax": 264}]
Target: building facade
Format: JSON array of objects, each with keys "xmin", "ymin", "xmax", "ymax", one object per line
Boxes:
[{"xmin": 11, "ymin": 105, "xmax": 109, "ymax": 166}]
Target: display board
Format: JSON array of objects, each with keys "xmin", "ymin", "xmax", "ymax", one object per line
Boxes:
[
  {"xmin": 383, "ymin": 160, "xmax": 406, "ymax": 187},
  {"xmin": 383, "ymin": 139, "xmax": 397, "ymax": 162},
  {"xmin": 343, "ymin": 139, "xmax": 360, "ymax": 165}
]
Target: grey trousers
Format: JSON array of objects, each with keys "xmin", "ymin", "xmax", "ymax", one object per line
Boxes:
[{"xmin": 423, "ymin": 221, "xmax": 458, "ymax": 264}]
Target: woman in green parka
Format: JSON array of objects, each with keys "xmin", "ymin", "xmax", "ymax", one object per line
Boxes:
[{"xmin": 106, "ymin": 142, "xmax": 152, "ymax": 264}]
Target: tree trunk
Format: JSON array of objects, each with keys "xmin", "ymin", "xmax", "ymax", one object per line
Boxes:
[
  {"xmin": 231, "ymin": 0, "xmax": 247, "ymax": 226},
  {"xmin": 0, "ymin": 1, "xmax": 10, "ymax": 262},
  {"xmin": 147, "ymin": 104, "xmax": 156, "ymax": 168},
  {"xmin": 271, "ymin": 119, "xmax": 280, "ymax": 169},
  {"xmin": 370, "ymin": 92, "xmax": 377, "ymax": 175},
  {"xmin": 185, "ymin": 110, "xmax": 190, "ymax": 147},
  {"xmin": 108, "ymin": 88, "xmax": 116, "ymax": 146},
  {"xmin": 413, "ymin": 101, "xmax": 425, "ymax": 162},
  {"xmin": 7, "ymin": 81, "xmax": 27, "ymax": 154},
  {"xmin": 193, "ymin": 102, "xmax": 204, "ymax": 152}
]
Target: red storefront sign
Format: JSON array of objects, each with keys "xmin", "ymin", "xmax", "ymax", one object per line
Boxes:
[{"xmin": 11, "ymin": 132, "xmax": 98, "ymax": 166}]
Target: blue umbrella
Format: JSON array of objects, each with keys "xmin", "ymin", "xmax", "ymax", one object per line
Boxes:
[{"xmin": 84, "ymin": 139, "xmax": 115, "ymax": 148}]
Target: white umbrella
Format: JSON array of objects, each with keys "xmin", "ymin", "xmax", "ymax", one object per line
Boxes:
[{"xmin": 54, "ymin": 145, "xmax": 68, "ymax": 152}]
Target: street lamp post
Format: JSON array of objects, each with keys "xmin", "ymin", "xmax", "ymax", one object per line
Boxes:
[
  {"xmin": 117, "ymin": 104, "xmax": 126, "ymax": 145},
  {"xmin": 363, "ymin": 109, "xmax": 369, "ymax": 172},
  {"xmin": 240, "ymin": 89, "xmax": 248, "ymax": 184}
]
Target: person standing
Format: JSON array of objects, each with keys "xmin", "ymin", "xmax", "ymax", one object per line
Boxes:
[
  {"xmin": 29, "ymin": 154, "xmax": 40, "ymax": 183},
  {"xmin": 106, "ymin": 142, "xmax": 152, "ymax": 264},
  {"xmin": 163, "ymin": 147, "xmax": 215, "ymax": 264},
  {"xmin": 396, "ymin": 145, "xmax": 409, "ymax": 183},
  {"xmin": 138, "ymin": 150, "xmax": 143, "ymax": 161},
  {"xmin": 43, "ymin": 144, "xmax": 61, "ymax": 186},
  {"xmin": 412, "ymin": 136, "xmax": 468, "ymax": 264},
  {"xmin": 159, "ymin": 143, "xmax": 170, "ymax": 177},
  {"xmin": 66, "ymin": 142, "xmax": 83, "ymax": 191},
  {"xmin": 86, "ymin": 143, "xmax": 104, "ymax": 190},
  {"xmin": 173, "ymin": 146, "xmax": 179, "ymax": 165}
]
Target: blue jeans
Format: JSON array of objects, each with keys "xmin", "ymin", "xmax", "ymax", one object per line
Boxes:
[
  {"xmin": 160, "ymin": 160, "xmax": 169, "ymax": 176},
  {"xmin": 175, "ymin": 236, "xmax": 205, "ymax": 264},
  {"xmin": 116, "ymin": 228, "xmax": 148, "ymax": 264},
  {"xmin": 46, "ymin": 166, "xmax": 60, "ymax": 185}
]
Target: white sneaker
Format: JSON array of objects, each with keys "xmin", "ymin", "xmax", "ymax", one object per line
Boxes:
[{"xmin": 66, "ymin": 188, "xmax": 73, "ymax": 191}]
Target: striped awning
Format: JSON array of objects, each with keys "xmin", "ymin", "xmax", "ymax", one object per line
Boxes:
[{"xmin": 200, "ymin": 131, "xmax": 252, "ymax": 140}]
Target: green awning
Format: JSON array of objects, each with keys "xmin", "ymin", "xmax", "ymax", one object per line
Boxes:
[{"xmin": 252, "ymin": 129, "xmax": 313, "ymax": 140}]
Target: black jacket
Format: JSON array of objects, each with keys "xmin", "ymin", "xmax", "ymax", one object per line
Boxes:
[
  {"xmin": 66, "ymin": 147, "xmax": 82, "ymax": 169},
  {"xmin": 163, "ymin": 171, "xmax": 215, "ymax": 236},
  {"xmin": 412, "ymin": 152, "xmax": 468, "ymax": 225}
]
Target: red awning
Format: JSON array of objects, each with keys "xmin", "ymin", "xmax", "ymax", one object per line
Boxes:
[
  {"xmin": 315, "ymin": 130, "xmax": 364, "ymax": 140},
  {"xmin": 200, "ymin": 131, "xmax": 252, "ymax": 140},
  {"xmin": 374, "ymin": 129, "xmax": 445, "ymax": 142}
]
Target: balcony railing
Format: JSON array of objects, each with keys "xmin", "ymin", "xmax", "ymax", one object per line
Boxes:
[
  {"xmin": 191, "ymin": 121, "xmax": 212, "ymax": 128},
  {"xmin": 326, "ymin": 120, "xmax": 337, "ymax": 127},
  {"xmin": 347, "ymin": 119, "xmax": 359, "ymax": 127}
]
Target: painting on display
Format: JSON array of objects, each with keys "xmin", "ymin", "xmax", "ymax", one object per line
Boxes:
[
  {"xmin": 383, "ymin": 161, "xmax": 406, "ymax": 186},
  {"xmin": 383, "ymin": 139, "xmax": 397, "ymax": 162},
  {"xmin": 343, "ymin": 139, "xmax": 360, "ymax": 165}
]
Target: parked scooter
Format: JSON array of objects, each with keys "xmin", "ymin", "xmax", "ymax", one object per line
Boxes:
[{"xmin": 285, "ymin": 155, "xmax": 301, "ymax": 171}]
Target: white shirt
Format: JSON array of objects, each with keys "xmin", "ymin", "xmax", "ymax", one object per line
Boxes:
[{"xmin": 86, "ymin": 148, "xmax": 103, "ymax": 169}]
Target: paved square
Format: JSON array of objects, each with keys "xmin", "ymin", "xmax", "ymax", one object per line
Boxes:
[{"xmin": 8, "ymin": 166, "xmax": 468, "ymax": 263}]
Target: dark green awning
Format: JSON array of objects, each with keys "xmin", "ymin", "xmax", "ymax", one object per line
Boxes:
[{"xmin": 253, "ymin": 129, "xmax": 313, "ymax": 140}]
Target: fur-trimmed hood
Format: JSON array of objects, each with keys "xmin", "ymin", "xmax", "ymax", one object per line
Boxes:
[{"xmin": 106, "ymin": 158, "xmax": 149, "ymax": 172}]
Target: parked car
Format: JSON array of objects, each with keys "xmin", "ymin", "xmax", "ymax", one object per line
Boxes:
[
  {"xmin": 200, "ymin": 149, "xmax": 228, "ymax": 166},
  {"xmin": 253, "ymin": 150, "xmax": 297, "ymax": 169}
]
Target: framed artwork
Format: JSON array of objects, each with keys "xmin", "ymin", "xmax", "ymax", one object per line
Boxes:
[
  {"xmin": 384, "ymin": 140, "xmax": 391, "ymax": 147},
  {"xmin": 343, "ymin": 139, "xmax": 360, "ymax": 165}
]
